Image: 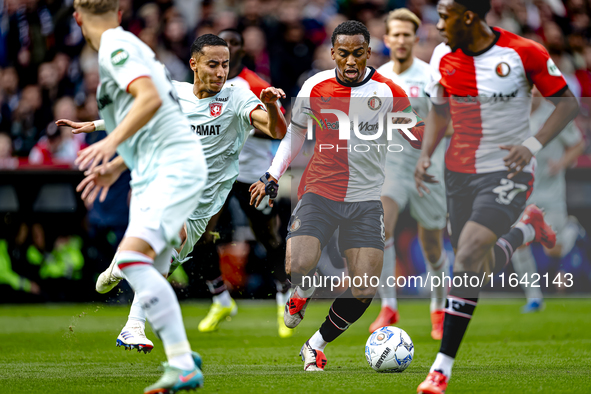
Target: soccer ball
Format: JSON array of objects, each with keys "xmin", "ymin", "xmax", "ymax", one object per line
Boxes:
[{"xmin": 365, "ymin": 326, "xmax": 414, "ymax": 373}]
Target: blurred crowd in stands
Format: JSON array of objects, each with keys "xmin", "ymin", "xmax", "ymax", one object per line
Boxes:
[{"xmin": 0, "ymin": 0, "xmax": 590, "ymax": 302}]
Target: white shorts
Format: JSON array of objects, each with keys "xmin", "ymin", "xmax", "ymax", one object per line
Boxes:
[
  {"xmin": 124, "ymin": 144, "xmax": 207, "ymax": 255},
  {"xmin": 381, "ymin": 173, "xmax": 447, "ymax": 231},
  {"xmin": 176, "ymin": 216, "xmax": 211, "ymax": 263}
]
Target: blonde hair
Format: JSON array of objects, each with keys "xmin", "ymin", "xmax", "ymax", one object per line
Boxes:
[
  {"xmin": 385, "ymin": 8, "xmax": 421, "ymax": 34},
  {"xmin": 73, "ymin": 0, "xmax": 119, "ymax": 14}
]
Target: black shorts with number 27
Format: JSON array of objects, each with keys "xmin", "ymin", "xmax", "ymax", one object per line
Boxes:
[
  {"xmin": 446, "ymin": 169, "xmax": 534, "ymax": 249},
  {"xmin": 286, "ymin": 192, "xmax": 385, "ymax": 254}
]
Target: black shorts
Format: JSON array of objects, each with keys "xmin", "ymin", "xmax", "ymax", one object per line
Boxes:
[
  {"xmin": 286, "ymin": 192, "xmax": 385, "ymax": 254},
  {"xmin": 446, "ymin": 169, "xmax": 533, "ymax": 248}
]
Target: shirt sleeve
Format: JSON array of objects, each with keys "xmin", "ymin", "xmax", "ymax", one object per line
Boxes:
[
  {"xmin": 234, "ymin": 87, "xmax": 266, "ymax": 129},
  {"xmin": 289, "ymin": 84, "xmax": 312, "ymax": 131},
  {"xmin": 521, "ymin": 42, "xmax": 568, "ymax": 97},
  {"xmin": 100, "ymin": 38, "xmax": 153, "ymax": 93},
  {"xmin": 425, "ymin": 44, "xmax": 449, "ymax": 106}
]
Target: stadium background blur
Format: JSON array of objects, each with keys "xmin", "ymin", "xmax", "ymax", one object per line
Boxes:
[{"xmin": 0, "ymin": 0, "xmax": 590, "ymax": 303}]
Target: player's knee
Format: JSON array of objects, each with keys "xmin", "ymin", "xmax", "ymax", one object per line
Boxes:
[
  {"xmin": 545, "ymin": 244, "xmax": 562, "ymax": 259},
  {"xmin": 454, "ymin": 247, "xmax": 482, "ymax": 272},
  {"xmin": 351, "ymin": 286, "xmax": 376, "ymax": 301}
]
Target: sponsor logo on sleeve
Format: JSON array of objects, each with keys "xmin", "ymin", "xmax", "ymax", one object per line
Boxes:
[
  {"xmin": 110, "ymin": 49, "xmax": 129, "ymax": 66},
  {"xmin": 547, "ymin": 59, "xmax": 562, "ymax": 77}
]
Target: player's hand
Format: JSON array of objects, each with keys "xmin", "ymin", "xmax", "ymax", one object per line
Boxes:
[
  {"xmin": 249, "ymin": 180, "xmax": 274, "ymax": 208},
  {"xmin": 500, "ymin": 145, "xmax": 533, "ymax": 179},
  {"xmin": 414, "ymin": 155, "xmax": 437, "ymax": 197},
  {"xmin": 75, "ymin": 135, "xmax": 118, "ymax": 172},
  {"xmin": 56, "ymin": 119, "xmax": 96, "ymax": 134},
  {"xmin": 76, "ymin": 159, "xmax": 121, "ymax": 204},
  {"xmin": 259, "ymin": 87, "xmax": 286, "ymax": 104}
]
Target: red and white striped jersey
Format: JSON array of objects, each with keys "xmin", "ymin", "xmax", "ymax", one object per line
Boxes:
[
  {"xmin": 427, "ymin": 27, "xmax": 568, "ymax": 174},
  {"xmin": 288, "ymin": 67, "xmax": 424, "ymax": 202}
]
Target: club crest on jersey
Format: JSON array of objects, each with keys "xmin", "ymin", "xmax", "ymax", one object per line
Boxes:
[
  {"xmin": 291, "ymin": 217, "xmax": 301, "ymax": 232},
  {"xmin": 495, "ymin": 62, "xmax": 511, "ymax": 78},
  {"xmin": 368, "ymin": 97, "xmax": 382, "ymax": 111},
  {"xmin": 210, "ymin": 102, "xmax": 223, "ymax": 117},
  {"xmin": 410, "ymin": 86, "xmax": 420, "ymax": 97}
]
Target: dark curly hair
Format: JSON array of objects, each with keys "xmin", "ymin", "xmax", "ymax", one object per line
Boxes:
[
  {"xmin": 454, "ymin": 0, "xmax": 491, "ymax": 19},
  {"xmin": 190, "ymin": 34, "xmax": 229, "ymax": 57},
  {"xmin": 331, "ymin": 20, "xmax": 371, "ymax": 47}
]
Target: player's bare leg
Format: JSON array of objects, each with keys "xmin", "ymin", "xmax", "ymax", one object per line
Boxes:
[
  {"xmin": 284, "ymin": 235, "xmax": 322, "ymax": 329},
  {"xmin": 418, "ymin": 225, "xmax": 448, "ymax": 340},
  {"xmin": 370, "ymin": 196, "xmax": 400, "ymax": 332}
]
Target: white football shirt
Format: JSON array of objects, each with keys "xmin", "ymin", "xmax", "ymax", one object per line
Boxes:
[
  {"xmin": 96, "ymin": 27, "xmax": 199, "ymax": 188},
  {"xmin": 173, "ymin": 81, "xmax": 265, "ymax": 219},
  {"xmin": 377, "ymin": 58, "xmax": 445, "ymax": 175}
]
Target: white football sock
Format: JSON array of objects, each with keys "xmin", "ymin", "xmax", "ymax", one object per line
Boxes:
[
  {"xmin": 379, "ymin": 237, "xmax": 397, "ymax": 310},
  {"xmin": 515, "ymin": 222, "xmax": 535, "ymax": 244},
  {"xmin": 117, "ymin": 251, "xmax": 194, "ymax": 371},
  {"xmin": 296, "ymin": 285, "xmax": 316, "ymax": 299},
  {"xmin": 430, "ymin": 352, "xmax": 454, "ymax": 378},
  {"xmin": 127, "ymin": 293, "xmax": 146, "ymax": 327},
  {"xmin": 427, "ymin": 252, "xmax": 448, "ymax": 312},
  {"xmin": 512, "ymin": 246, "xmax": 543, "ymax": 300},
  {"xmin": 213, "ymin": 290, "xmax": 232, "ymax": 307},
  {"xmin": 168, "ymin": 353, "xmax": 195, "ymax": 371},
  {"xmin": 309, "ymin": 330, "xmax": 328, "ymax": 351}
]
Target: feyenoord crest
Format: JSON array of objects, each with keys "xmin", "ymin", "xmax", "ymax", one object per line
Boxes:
[
  {"xmin": 210, "ymin": 102, "xmax": 223, "ymax": 117},
  {"xmin": 495, "ymin": 62, "xmax": 511, "ymax": 78},
  {"xmin": 291, "ymin": 217, "xmax": 301, "ymax": 232},
  {"xmin": 368, "ymin": 96, "xmax": 382, "ymax": 110}
]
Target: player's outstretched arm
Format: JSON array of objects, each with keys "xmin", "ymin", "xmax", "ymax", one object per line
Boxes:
[
  {"xmin": 251, "ymin": 87, "xmax": 288, "ymax": 139},
  {"xmin": 75, "ymin": 77, "xmax": 162, "ymax": 172},
  {"xmin": 56, "ymin": 119, "xmax": 102, "ymax": 134},
  {"xmin": 500, "ymin": 88, "xmax": 580, "ymax": 179},
  {"xmin": 414, "ymin": 103, "xmax": 451, "ymax": 197}
]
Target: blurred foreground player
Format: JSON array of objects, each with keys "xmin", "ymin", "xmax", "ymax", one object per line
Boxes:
[
  {"xmin": 371, "ymin": 8, "xmax": 449, "ymax": 340},
  {"xmin": 70, "ymin": 0, "xmax": 207, "ymax": 392},
  {"xmin": 413, "ymin": 1, "xmax": 579, "ymax": 393},
  {"xmin": 189, "ymin": 29, "xmax": 292, "ymax": 337},
  {"xmin": 251, "ymin": 21, "xmax": 425, "ymax": 371},
  {"xmin": 88, "ymin": 34, "xmax": 286, "ymax": 348},
  {"xmin": 512, "ymin": 88, "xmax": 585, "ymax": 313}
]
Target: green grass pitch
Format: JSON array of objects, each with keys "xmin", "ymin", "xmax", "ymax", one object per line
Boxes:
[{"xmin": 0, "ymin": 299, "xmax": 590, "ymax": 393}]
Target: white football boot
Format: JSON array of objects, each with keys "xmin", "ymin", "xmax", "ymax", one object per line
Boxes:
[
  {"xmin": 116, "ymin": 322, "xmax": 154, "ymax": 353},
  {"xmin": 96, "ymin": 254, "xmax": 123, "ymax": 294}
]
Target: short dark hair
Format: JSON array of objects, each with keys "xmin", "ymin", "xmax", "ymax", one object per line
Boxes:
[
  {"xmin": 218, "ymin": 28, "xmax": 244, "ymax": 48},
  {"xmin": 331, "ymin": 20, "xmax": 371, "ymax": 47},
  {"xmin": 454, "ymin": 0, "xmax": 491, "ymax": 19},
  {"xmin": 190, "ymin": 34, "xmax": 229, "ymax": 58}
]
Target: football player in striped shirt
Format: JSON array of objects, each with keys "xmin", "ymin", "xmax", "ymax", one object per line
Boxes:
[
  {"xmin": 251, "ymin": 20, "xmax": 425, "ymax": 372},
  {"xmin": 414, "ymin": 1, "xmax": 579, "ymax": 393}
]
